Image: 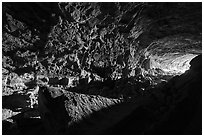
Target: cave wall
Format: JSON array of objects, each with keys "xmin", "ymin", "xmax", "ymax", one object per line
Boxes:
[
  {"xmin": 2, "ymin": 2, "xmax": 202, "ymax": 135},
  {"xmin": 2, "ymin": 2, "xmax": 202, "ymax": 82}
]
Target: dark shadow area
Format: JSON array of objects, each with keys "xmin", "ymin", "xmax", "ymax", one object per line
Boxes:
[
  {"xmin": 3, "ymin": 113, "xmax": 46, "ymax": 135},
  {"xmin": 37, "ymin": 86, "xmax": 72, "ymax": 134},
  {"xmin": 2, "ymin": 120, "xmax": 19, "ymax": 135},
  {"xmin": 2, "ymin": 93, "xmax": 30, "ymax": 111},
  {"xmin": 2, "ymin": 2, "xmax": 62, "ymax": 57},
  {"xmin": 104, "ymin": 106, "xmax": 157, "ymax": 135}
]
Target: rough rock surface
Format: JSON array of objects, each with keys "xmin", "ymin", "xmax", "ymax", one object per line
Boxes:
[{"xmin": 2, "ymin": 2, "xmax": 202, "ymax": 135}]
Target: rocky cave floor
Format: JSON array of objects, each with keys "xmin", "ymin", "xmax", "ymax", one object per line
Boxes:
[{"xmin": 2, "ymin": 2, "xmax": 202, "ymax": 135}]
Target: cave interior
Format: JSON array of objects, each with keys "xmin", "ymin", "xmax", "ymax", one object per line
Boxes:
[{"xmin": 2, "ymin": 2, "xmax": 202, "ymax": 135}]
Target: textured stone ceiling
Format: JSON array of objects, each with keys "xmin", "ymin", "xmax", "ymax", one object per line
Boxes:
[
  {"xmin": 2, "ymin": 2, "xmax": 202, "ymax": 135},
  {"xmin": 2, "ymin": 3, "xmax": 201, "ymax": 80}
]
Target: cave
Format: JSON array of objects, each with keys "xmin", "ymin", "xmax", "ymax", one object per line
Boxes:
[{"xmin": 2, "ymin": 2, "xmax": 202, "ymax": 135}]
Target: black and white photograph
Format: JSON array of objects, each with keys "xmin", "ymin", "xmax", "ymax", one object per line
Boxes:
[{"xmin": 1, "ymin": 1, "xmax": 202, "ymax": 135}]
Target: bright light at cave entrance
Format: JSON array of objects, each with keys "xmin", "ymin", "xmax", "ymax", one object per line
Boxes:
[{"xmin": 151, "ymin": 54, "xmax": 198, "ymax": 74}]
